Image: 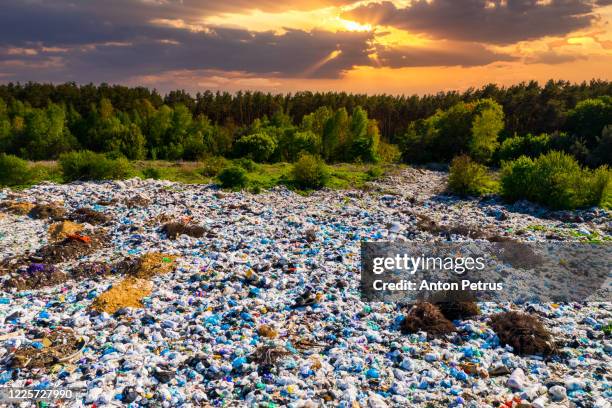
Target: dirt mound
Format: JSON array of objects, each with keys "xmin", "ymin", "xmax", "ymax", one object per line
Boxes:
[
  {"xmin": 68, "ymin": 207, "xmax": 110, "ymax": 225},
  {"xmin": 437, "ymin": 301, "xmax": 480, "ymax": 321},
  {"xmin": 400, "ymin": 302, "xmax": 456, "ymax": 337},
  {"xmin": 124, "ymin": 195, "xmax": 151, "ymax": 208},
  {"xmin": 11, "ymin": 328, "xmax": 86, "ymax": 368},
  {"xmin": 90, "ymin": 277, "xmax": 152, "ymax": 314},
  {"xmin": 117, "ymin": 252, "xmax": 178, "ymax": 279},
  {"xmin": 34, "ymin": 231, "xmax": 107, "ymax": 263},
  {"xmin": 490, "ymin": 312, "xmax": 556, "ymax": 356},
  {"xmin": 161, "ymin": 222, "xmax": 206, "ymax": 239},
  {"xmin": 70, "ymin": 261, "xmax": 114, "ymax": 280},
  {"xmin": 28, "ymin": 203, "xmax": 66, "ymax": 220},
  {"xmin": 3, "ymin": 263, "xmax": 68, "ymax": 291},
  {"xmin": 0, "ymin": 201, "xmax": 35, "ymax": 215},
  {"xmin": 48, "ymin": 221, "xmax": 84, "ymax": 241}
]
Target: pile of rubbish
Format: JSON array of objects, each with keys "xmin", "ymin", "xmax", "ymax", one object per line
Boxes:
[{"xmin": 0, "ymin": 168, "xmax": 610, "ymax": 407}]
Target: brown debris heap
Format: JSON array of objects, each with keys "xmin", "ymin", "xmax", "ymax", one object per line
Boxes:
[
  {"xmin": 490, "ymin": 311, "xmax": 556, "ymax": 356},
  {"xmin": 161, "ymin": 222, "xmax": 206, "ymax": 239},
  {"xmin": 400, "ymin": 302, "xmax": 456, "ymax": 337}
]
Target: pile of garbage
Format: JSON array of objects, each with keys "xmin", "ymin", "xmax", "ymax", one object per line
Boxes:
[{"xmin": 0, "ymin": 168, "xmax": 610, "ymax": 407}]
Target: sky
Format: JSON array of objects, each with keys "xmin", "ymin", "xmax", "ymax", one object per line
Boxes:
[{"xmin": 1, "ymin": 0, "xmax": 611, "ymax": 95}]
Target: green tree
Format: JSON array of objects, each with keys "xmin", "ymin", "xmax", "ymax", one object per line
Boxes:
[
  {"xmin": 234, "ymin": 132, "xmax": 277, "ymax": 162},
  {"xmin": 469, "ymin": 100, "xmax": 504, "ymax": 163},
  {"xmin": 567, "ymin": 96, "xmax": 612, "ymax": 148},
  {"xmin": 322, "ymin": 108, "xmax": 348, "ymax": 162}
]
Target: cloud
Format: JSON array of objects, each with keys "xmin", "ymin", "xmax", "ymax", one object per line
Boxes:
[
  {"xmin": 375, "ymin": 42, "xmax": 517, "ymax": 67},
  {"xmin": 523, "ymin": 50, "xmax": 587, "ymax": 64},
  {"xmin": 345, "ymin": 0, "xmax": 600, "ymax": 44},
  {"xmin": 0, "ymin": 25, "xmax": 374, "ymax": 81}
]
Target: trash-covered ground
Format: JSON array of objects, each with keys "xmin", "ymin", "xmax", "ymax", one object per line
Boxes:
[{"xmin": 0, "ymin": 167, "xmax": 610, "ymax": 408}]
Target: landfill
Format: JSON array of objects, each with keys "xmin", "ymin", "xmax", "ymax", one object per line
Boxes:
[{"xmin": 0, "ymin": 167, "xmax": 610, "ymax": 407}]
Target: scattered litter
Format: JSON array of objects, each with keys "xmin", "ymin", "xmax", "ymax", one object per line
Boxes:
[{"xmin": 0, "ymin": 170, "xmax": 609, "ymax": 407}]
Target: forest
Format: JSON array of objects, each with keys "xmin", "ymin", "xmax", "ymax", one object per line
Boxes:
[{"xmin": 0, "ymin": 80, "xmax": 610, "ymax": 167}]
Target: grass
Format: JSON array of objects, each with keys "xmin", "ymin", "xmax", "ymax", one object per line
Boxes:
[{"xmin": 7, "ymin": 159, "xmax": 391, "ymax": 192}]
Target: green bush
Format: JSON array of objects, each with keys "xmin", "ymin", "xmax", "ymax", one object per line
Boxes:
[
  {"xmin": 59, "ymin": 150, "xmax": 133, "ymax": 181},
  {"xmin": 279, "ymin": 130, "xmax": 321, "ymax": 162},
  {"xmin": 141, "ymin": 167, "xmax": 162, "ymax": 180},
  {"xmin": 366, "ymin": 166, "xmax": 384, "ymax": 180},
  {"xmin": 377, "ymin": 142, "xmax": 401, "ymax": 163},
  {"xmin": 448, "ymin": 155, "xmax": 495, "ymax": 196},
  {"xmin": 501, "ymin": 151, "xmax": 610, "ymax": 209},
  {"xmin": 291, "ymin": 154, "xmax": 330, "ymax": 189},
  {"xmin": 199, "ymin": 156, "xmax": 229, "ymax": 177},
  {"xmin": 234, "ymin": 157, "xmax": 257, "ymax": 171},
  {"xmin": 234, "ymin": 132, "xmax": 277, "ymax": 162},
  {"xmin": 498, "ymin": 133, "xmax": 552, "ymax": 162},
  {"xmin": 0, "ymin": 153, "xmax": 32, "ymax": 186},
  {"xmin": 218, "ymin": 165, "xmax": 248, "ymax": 189}
]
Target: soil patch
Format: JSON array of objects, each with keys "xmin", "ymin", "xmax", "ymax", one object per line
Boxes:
[
  {"xmin": 161, "ymin": 222, "xmax": 206, "ymax": 239},
  {"xmin": 11, "ymin": 328, "xmax": 85, "ymax": 369},
  {"xmin": 48, "ymin": 221, "xmax": 84, "ymax": 242},
  {"xmin": 124, "ymin": 195, "xmax": 151, "ymax": 208},
  {"xmin": 68, "ymin": 207, "xmax": 110, "ymax": 225},
  {"xmin": 28, "ymin": 203, "xmax": 66, "ymax": 220},
  {"xmin": 34, "ymin": 231, "xmax": 107, "ymax": 263},
  {"xmin": 90, "ymin": 277, "xmax": 152, "ymax": 314},
  {"xmin": 0, "ymin": 201, "xmax": 35, "ymax": 215},
  {"xmin": 401, "ymin": 302, "xmax": 456, "ymax": 337},
  {"xmin": 117, "ymin": 252, "xmax": 178, "ymax": 278},
  {"xmin": 490, "ymin": 312, "xmax": 556, "ymax": 356},
  {"xmin": 3, "ymin": 263, "xmax": 68, "ymax": 291},
  {"xmin": 70, "ymin": 261, "xmax": 114, "ymax": 280}
]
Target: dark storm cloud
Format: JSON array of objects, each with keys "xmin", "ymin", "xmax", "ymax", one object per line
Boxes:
[
  {"xmin": 63, "ymin": 28, "xmax": 375, "ymax": 79},
  {"xmin": 0, "ymin": 0, "xmax": 542, "ymax": 82},
  {"xmin": 0, "ymin": 0, "xmax": 373, "ymax": 79},
  {"xmin": 375, "ymin": 42, "xmax": 517, "ymax": 67},
  {"xmin": 345, "ymin": 0, "xmax": 600, "ymax": 44}
]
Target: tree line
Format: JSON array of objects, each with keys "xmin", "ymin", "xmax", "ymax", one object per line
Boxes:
[{"xmin": 0, "ymin": 80, "xmax": 610, "ymax": 166}]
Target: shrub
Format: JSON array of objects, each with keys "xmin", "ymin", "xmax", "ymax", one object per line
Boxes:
[
  {"xmin": 279, "ymin": 130, "xmax": 321, "ymax": 162},
  {"xmin": 366, "ymin": 166, "xmax": 384, "ymax": 180},
  {"xmin": 291, "ymin": 154, "xmax": 330, "ymax": 189},
  {"xmin": 377, "ymin": 142, "xmax": 401, "ymax": 163},
  {"xmin": 234, "ymin": 157, "xmax": 257, "ymax": 172},
  {"xmin": 448, "ymin": 155, "xmax": 495, "ymax": 196},
  {"xmin": 0, "ymin": 153, "xmax": 32, "ymax": 186},
  {"xmin": 141, "ymin": 167, "xmax": 162, "ymax": 180},
  {"xmin": 234, "ymin": 132, "xmax": 277, "ymax": 162},
  {"xmin": 199, "ymin": 156, "xmax": 229, "ymax": 177},
  {"xmin": 59, "ymin": 150, "xmax": 133, "ymax": 181},
  {"xmin": 497, "ymin": 133, "xmax": 551, "ymax": 162},
  {"xmin": 218, "ymin": 165, "xmax": 248, "ymax": 189},
  {"xmin": 501, "ymin": 151, "xmax": 611, "ymax": 209}
]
